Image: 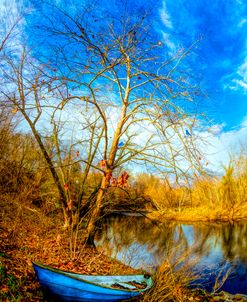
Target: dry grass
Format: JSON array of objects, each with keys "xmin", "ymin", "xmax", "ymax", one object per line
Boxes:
[
  {"xmin": 134, "ymin": 158, "xmax": 247, "ymax": 222},
  {"xmin": 149, "ymin": 204, "xmax": 247, "ymax": 222},
  {"xmin": 142, "ymin": 254, "xmax": 198, "ymax": 302}
]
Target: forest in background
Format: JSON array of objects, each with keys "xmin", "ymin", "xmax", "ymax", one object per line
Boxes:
[{"xmin": 1, "ymin": 111, "xmax": 247, "ymax": 224}]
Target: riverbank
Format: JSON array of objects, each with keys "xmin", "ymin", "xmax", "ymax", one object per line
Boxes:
[
  {"xmin": 0, "ymin": 196, "xmax": 139, "ymax": 301},
  {"xmin": 1, "ymin": 196, "xmax": 247, "ymax": 301},
  {"xmin": 147, "ymin": 205, "xmax": 247, "ymax": 223}
]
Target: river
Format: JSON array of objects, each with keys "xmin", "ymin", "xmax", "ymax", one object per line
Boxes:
[{"xmin": 95, "ymin": 213, "xmax": 247, "ymax": 295}]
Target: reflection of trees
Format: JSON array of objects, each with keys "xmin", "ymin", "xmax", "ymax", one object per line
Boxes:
[
  {"xmin": 190, "ymin": 224, "xmax": 215, "ymax": 258},
  {"xmin": 191, "ymin": 222, "xmax": 247, "ymax": 295},
  {"xmin": 95, "ymin": 216, "xmax": 247, "ymax": 271},
  {"xmin": 221, "ymin": 222, "xmax": 247, "ymax": 263},
  {"xmin": 187, "ymin": 222, "xmax": 247, "ymax": 265},
  {"xmin": 95, "ymin": 215, "xmax": 199, "ymax": 269}
]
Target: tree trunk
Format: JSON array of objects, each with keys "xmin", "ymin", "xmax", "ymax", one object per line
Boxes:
[
  {"xmin": 86, "ymin": 171, "xmax": 111, "ymax": 246},
  {"xmin": 21, "ymin": 111, "xmax": 70, "ymax": 225},
  {"xmin": 85, "ymin": 104, "xmax": 128, "ymax": 245}
]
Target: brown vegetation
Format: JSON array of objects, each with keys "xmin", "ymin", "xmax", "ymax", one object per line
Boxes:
[
  {"xmin": 0, "ymin": 195, "xmax": 144, "ymax": 301},
  {"xmin": 1, "ymin": 117, "xmax": 247, "ymax": 301},
  {"xmin": 134, "ymin": 162, "xmax": 247, "ymax": 222}
]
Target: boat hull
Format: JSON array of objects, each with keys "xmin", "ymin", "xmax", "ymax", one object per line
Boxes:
[{"xmin": 33, "ymin": 262, "xmax": 153, "ymax": 301}]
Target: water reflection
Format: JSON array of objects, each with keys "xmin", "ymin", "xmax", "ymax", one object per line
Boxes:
[{"xmin": 95, "ymin": 214, "xmax": 247, "ymax": 295}]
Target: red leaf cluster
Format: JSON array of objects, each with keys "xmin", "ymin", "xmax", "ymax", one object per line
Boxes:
[
  {"xmin": 105, "ymin": 171, "xmax": 112, "ymax": 183},
  {"xmin": 111, "ymin": 172, "xmax": 129, "ymax": 188},
  {"xmin": 99, "ymin": 159, "xmax": 107, "ymax": 169}
]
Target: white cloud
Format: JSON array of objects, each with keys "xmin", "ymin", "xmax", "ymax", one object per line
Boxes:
[
  {"xmin": 0, "ymin": 0, "xmax": 31, "ymax": 54},
  {"xmin": 160, "ymin": 1, "xmax": 173, "ymax": 29},
  {"xmin": 237, "ymin": 58, "xmax": 247, "ymax": 82},
  {"xmin": 161, "ymin": 31, "xmax": 176, "ymax": 51},
  {"xmin": 207, "ymin": 123, "xmax": 225, "ymax": 135},
  {"xmin": 226, "ymin": 62, "xmax": 247, "ymax": 92},
  {"xmin": 104, "ymin": 109, "xmax": 247, "ymax": 176},
  {"xmin": 0, "ymin": 1, "xmax": 23, "ymax": 30},
  {"xmin": 240, "ymin": 116, "xmax": 247, "ymax": 127},
  {"xmin": 232, "ymin": 79, "xmax": 247, "ymax": 90},
  {"xmin": 158, "ymin": 1, "xmax": 177, "ymax": 52},
  {"xmin": 198, "ymin": 117, "xmax": 247, "ymax": 172},
  {"xmin": 226, "ymin": 55, "xmax": 247, "ymax": 92}
]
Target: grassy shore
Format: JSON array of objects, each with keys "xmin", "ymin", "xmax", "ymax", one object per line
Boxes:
[
  {"xmin": 148, "ymin": 204, "xmax": 247, "ymax": 223},
  {"xmin": 2, "ymin": 195, "xmax": 247, "ymax": 301}
]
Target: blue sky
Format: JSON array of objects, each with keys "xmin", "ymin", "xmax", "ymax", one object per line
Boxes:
[
  {"xmin": 23, "ymin": 0, "xmax": 247, "ymax": 130},
  {"xmin": 156, "ymin": 0, "xmax": 247, "ymax": 169},
  {"xmin": 1, "ymin": 0, "xmax": 247, "ymax": 171},
  {"xmin": 158, "ymin": 0, "xmax": 247, "ymax": 131}
]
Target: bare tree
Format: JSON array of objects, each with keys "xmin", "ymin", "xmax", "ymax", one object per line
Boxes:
[
  {"xmin": 0, "ymin": 2, "xmax": 204, "ymax": 245},
  {"xmin": 33, "ymin": 3, "xmax": 204, "ymax": 244},
  {"xmin": 0, "ymin": 46, "xmax": 106, "ymax": 229}
]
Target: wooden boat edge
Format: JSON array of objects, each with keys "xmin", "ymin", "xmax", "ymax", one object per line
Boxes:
[{"xmin": 32, "ymin": 261, "xmax": 153, "ymax": 293}]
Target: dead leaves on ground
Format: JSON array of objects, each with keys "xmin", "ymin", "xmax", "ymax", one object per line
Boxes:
[{"xmin": 0, "ymin": 198, "xmax": 138, "ymax": 301}]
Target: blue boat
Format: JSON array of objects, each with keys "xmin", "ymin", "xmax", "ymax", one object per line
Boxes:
[{"xmin": 33, "ymin": 262, "xmax": 153, "ymax": 301}]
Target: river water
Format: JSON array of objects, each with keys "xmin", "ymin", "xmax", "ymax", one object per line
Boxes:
[{"xmin": 95, "ymin": 214, "xmax": 247, "ymax": 295}]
